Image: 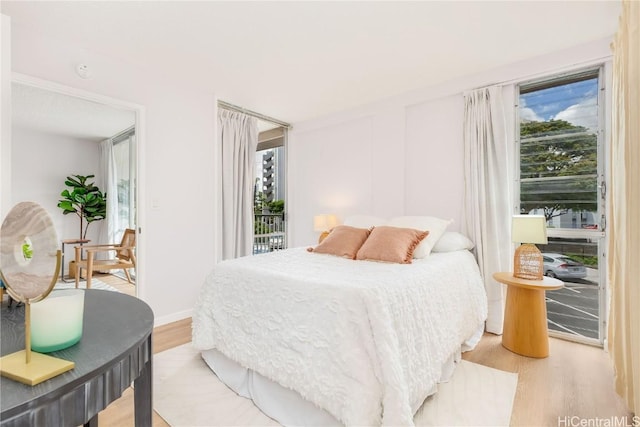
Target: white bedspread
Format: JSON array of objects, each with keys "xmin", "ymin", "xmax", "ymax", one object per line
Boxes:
[{"xmin": 192, "ymin": 248, "xmax": 487, "ymax": 426}]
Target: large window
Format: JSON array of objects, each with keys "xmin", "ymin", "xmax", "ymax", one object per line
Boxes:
[{"xmin": 518, "ymin": 67, "xmax": 606, "ymax": 343}]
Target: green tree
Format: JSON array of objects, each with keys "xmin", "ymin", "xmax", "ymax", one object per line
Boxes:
[
  {"xmin": 267, "ymin": 199, "xmax": 284, "ymax": 214},
  {"xmin": 520, "ymin": 119, "xmax": 597, "ymax": 221}
]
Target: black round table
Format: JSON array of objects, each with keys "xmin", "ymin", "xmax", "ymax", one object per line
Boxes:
[{"xmin": 0, "ymin": 290, "xmax": 154, "ymax": 427}]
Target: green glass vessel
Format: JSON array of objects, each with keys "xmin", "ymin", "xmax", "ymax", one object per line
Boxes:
[{"xmin": 31, "ymin": 289, "xmax": 85, "ymax": 353}]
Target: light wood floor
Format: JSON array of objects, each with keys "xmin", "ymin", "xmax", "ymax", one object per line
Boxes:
[
  {"xmin": 462, "ymin": 334, "xmax": 631, "ymax": 426},
  {"xmin": 95, "ymin": 275, "xmax": 631, "ymax": 426},
  {"xmin": 93, "ymin": 272, "xmax": 137, "ymax": 297}
]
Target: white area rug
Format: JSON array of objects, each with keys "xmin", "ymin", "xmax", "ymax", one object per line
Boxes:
[
  {"xmin": 413, "ymin": 358, "xmax": 518, "ymax": 426},
  {"xmin": 55, "ymin": 278, "xmax": 119, "ymax": 292},
  {"xmin": 154, "ymin": 344, "xmax": 518, "ymax": 427}
]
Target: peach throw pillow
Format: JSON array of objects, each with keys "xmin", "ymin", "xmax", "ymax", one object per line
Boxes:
[
  {"xmin": 356, "ymin": 226, "xmax": 428, "ymax": 264},
  {"xmin": 309, "ymin": 225, "xmax": 371, "ymax": 259}
]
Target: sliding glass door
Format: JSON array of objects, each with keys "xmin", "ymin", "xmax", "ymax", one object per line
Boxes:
[
  {"xmin": 517, "ymin": 66, "xmax": 607, "ymax": 344},
  {"xmin": 112, "ymin": 130, "xmax": 136, "ymax": 241},
  {"xmin": 253, "ymin": 126, "xmax": 287, "ymax": 255}
]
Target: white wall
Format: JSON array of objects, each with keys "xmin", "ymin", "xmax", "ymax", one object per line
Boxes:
[
  {"xmin": 404, "ymin": 95, "xmax": 465, "ymax": 225},
  {"xmin": 288, "ymin": 117, "xmax": 374, "ymax": 244},
  {"xmin": 288, "ymin": 37, "xmax": 612, "ymax": 247},
  {"xmin": 8, "ymin": 26, "xmax": 216, "ymax": 325},
  {"xmin": 11, "ymin": 127, "xmax": 101, "ymax": 242},
  {"xmin": 1, "ymin": 14, "xmax": 11, "ymax": 218}
]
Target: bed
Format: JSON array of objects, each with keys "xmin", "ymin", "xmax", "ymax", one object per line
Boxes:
[{"xmin": 192, "ymin": 246, "xmax": 487, "ymax": 426}]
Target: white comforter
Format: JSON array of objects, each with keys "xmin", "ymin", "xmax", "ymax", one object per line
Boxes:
[{"xmin": 192, "ymin": 248, "xmax": 487, "ymax": 426}]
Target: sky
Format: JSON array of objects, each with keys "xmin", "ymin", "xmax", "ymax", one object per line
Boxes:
[{"xmin": 520, "ymin": 77, "xmax": 599, "ymax": 131}]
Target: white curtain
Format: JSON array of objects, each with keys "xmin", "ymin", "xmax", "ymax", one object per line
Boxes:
[
  {"xmin": 99, "ymin": 138, "xmax": 119, "ymax": 247},
  {"xmin": 113, "ymin": 136, "xmax": 133, "ymax": 235},
  {"xmin": 219, "ymin": 109, "xmax": 258, "ymax": 260},
  {"xmin": 608, "ymin": 0, "xmax": 639, "ymax": 413},
  {"xmin": 463, "ymin": 86, "xmax": 513, "ymax": 334}
]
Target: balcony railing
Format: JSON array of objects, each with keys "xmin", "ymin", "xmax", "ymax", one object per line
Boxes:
[{"xmin": 253, "ymin": 213, "xmax": 286, "ymax": 255}]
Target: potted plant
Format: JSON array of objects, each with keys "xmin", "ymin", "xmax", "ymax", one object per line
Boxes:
[{"xmin": 57, "ymin": 174, "xmax": 107, "ymax": 240}]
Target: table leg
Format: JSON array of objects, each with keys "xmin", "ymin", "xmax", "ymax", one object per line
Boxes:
[
  {"xmin": 60, "ymin": 241, "xmax": 66, "ymax": 281},
  {"xmin": 84, "ymin": 414, "xmax": 98, "ymax": 427},
  {"xmin": 61, "ymin": 241, "xmax": 88, "ymax": 283},
  {"xmin": 502, "ymin": 285, "xmax": 550, "ymax": 358},
  {"xmin": 134, "ymin": 338, "xmax": 152, "ymax": 427}
]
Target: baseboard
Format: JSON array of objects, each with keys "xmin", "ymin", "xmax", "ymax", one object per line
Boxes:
[{"xmin": 154, "ymin": 308, "xmax": 193, "ymax": 327}]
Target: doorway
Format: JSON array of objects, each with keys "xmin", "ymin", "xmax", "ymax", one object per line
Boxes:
[
  {"xmin": 253, "ymin": 123, "xmax": 287, "ymax": 254},
  {"xmin": 217, "ymin": 100, "xmax": 290, "ymax": 257},
  {"xmin": 7, "ymin": 74, "xmax": 145, "ymax": 298}
]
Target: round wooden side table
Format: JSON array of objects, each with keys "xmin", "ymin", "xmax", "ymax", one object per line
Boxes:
[
  {"xmin": 493, "ymin": 272, "xmax": 563, "ymax": 358},
  {"xmin": 60, "ymin": 238, "xmax": 90, "ymax": 282}
]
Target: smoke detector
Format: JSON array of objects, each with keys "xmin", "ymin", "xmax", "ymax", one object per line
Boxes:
[{"xmin": 76, "ymin": 63, "xmax": 92, "ymax": 79}]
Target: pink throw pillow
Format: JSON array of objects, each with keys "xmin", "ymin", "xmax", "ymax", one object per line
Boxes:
[
  {"xmin": 356, "ymin": 226, "xmax": 428, "ymax": 264},
  {"xmin": 309, "ymin": 225, "xmax": 371, "ymax": 259}
]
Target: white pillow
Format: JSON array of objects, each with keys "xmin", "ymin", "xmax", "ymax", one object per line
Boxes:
[
  {"xmin": 387, "ymin": 216, "xmax": 453, "ymax": 258},
  {"xmin": 432, "ymin": 232, "xmax": 475, "ymax": 253},
  {"xmin": 343, "ymin": 215, "xmax": 387, "ymax": 229}
]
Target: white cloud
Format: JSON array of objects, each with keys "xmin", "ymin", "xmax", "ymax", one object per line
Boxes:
[
  {"xmin": 519, "ymin": 98, "xmax": 543, "ymax": 122},
  {"xmin": 553, "ymin": 96, "xmax": 598, "ymax": 131}
]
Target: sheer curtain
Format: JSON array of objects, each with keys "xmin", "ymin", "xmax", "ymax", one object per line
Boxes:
[
  {"xmin": 218, "ymin": 109, "xmax": 258, "ymax": 260},
  {"xmin": 608, "ymin": 0, "xmax": 639, "ymax": 413},
  {"xmin": 99, "ymin": 138, "xmax": 119, "ymax": 246},
  {"xmin": 463, "ymin": 86, "xmax": 513, "ymax": 334},
  {"xmin": 113, "ymin": 136, "xmax": 134, "ymax": 236}
]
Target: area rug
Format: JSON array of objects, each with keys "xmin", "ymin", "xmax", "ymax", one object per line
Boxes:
[
  {"xmin": 154, "ymin": 344, "xmax": 518, "ymax": 427},
  {"xmin": 55, "ymin": 279, "xmax": 120, "ymax": 292}
]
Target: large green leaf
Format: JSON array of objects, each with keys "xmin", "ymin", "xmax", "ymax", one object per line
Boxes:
[{"xmin": 58, "ymin": 174, "xmax": 107, "ymax": 239}]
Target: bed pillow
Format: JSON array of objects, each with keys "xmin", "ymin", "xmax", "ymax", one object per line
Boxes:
[
  {"xmin": 356, "ymin": 226, "xmax": 428, "ymax": 264},
  {"xmin": 387, "ymin": 216, "xmax": 453, "ymax": 258},
  {"xmin": 432, "ymin": 232, "xmax": 475, "ymax": 252},
  {"xmin": 343, "ymin": 215, "xmax": 387, "ymax": 228},
  {"xmin": 309, "ymin": 225, "xmax": 371, "ymax": 259}
]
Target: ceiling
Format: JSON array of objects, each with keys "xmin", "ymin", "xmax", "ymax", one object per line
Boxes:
[
  {"xmin": 2, "ymin": 1, "xmax": 621, "ymax": 125},
  {"xmin": 12, "ymin": 83, "xmax": 135, "ymax": 142}
]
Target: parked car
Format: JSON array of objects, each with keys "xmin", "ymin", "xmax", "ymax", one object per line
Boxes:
[{"xmin": 542, "ymin": 253, "xmax": 587, "ymax": 280}]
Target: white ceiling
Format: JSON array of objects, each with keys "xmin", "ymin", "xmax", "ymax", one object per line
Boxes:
[
  {"xmin": 12, "ymin": 83, "xmax": 135, "ymax": 142},
  {"xmin": 2, "ymin": 1, "xmax": 621, "ymax": 125}
]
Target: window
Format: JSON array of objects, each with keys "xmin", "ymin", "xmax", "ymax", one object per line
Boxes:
[
  {"xmin": 517, "ymin": 67, "xmax": 606, "ymax": 344},
  {"xmin": 519, "ymin": 69, "xmax": 600, "ymax": 227}
]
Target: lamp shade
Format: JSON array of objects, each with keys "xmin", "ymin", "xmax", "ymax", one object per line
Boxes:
[
  {"xmin": 313, "ymin": 214, "xmax": 339, "ymax": 232},
  {"xmin": 512, "ymin": 215, "xmax": 548, "ymax": 244}
]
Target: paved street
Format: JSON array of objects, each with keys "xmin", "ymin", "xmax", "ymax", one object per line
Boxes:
[{"xmin": 546, "ymin": 268, "xmax": 600, "ymax": 340}]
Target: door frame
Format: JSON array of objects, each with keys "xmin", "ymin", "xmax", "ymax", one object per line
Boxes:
[
  {"xmin": 10, "ymin": 72, "xmax": 147, "ymax": 300},
  {"xmin": 514, "ymin": 62, "xmax": 610, "ymax": 346}
]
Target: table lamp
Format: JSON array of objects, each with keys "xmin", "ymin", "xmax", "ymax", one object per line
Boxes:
[
  {"xmin": 313, "ymin": 214, "xmax": 338, "ymax": 243},
  {"xmin": 512, "ymin": 214, "xmax": 548, "ymax": 280}
]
